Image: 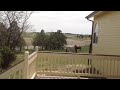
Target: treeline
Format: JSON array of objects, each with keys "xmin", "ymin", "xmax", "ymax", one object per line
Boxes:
[
  {"xmin": 76, "ymin": 34, "xmax": 91, "ymax": 39},
  {"xmin": 32, "ymin": 30, "xmax": 67, "ymax": 50}
]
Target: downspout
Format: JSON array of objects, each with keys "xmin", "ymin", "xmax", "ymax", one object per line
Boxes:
[
  {"xmin": 86, "ymin": 18, "xmax": 94, "ymax": 54},
  {"xmin": 86, "ymin": 17, "xmax": 94, "ymax": 66}
]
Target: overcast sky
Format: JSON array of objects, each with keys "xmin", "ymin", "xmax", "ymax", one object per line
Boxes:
[{"xmin": 28, "ymin": 11, "xmax": 93, "ymax": 35}]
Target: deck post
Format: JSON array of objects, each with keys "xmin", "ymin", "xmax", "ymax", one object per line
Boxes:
[
  {"xmin": 35, "ymin": 46, "xmax": 38, "ymax": 52},
  {"xmin": 23, "ymin": 51, "xmax": 29, "ymax": 79}
]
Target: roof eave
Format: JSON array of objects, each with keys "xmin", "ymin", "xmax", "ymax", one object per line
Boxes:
[{"xmin": 85, "ymin": 11, "xmax": 103, "ymax": 19}]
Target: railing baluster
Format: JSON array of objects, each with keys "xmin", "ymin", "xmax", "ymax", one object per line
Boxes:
[
  {"xmin": 111, "ymin": 59, "xmax": 113, "ymax": 76},
  {"xmin": 93, "ymin": 60, "xmax": 97, "ymax": 75},
  {"xmin": 40, "ymin": 57, "xmax": 41, "ymax": 72},
  {"xmin": 61, "ymin": 56, "xmax": 62, "ymax": 73},
  {"xmin": 55, "ymin": 56, "xmax": 57, "ymax": 73},
  {"xmin": 89, "ymin": 58, "xmax": 91, "ymax": 75},
  {"xmin": 64, "ymin": 56, "xmax": 66, "ymax": 73},
  {"xmin": 84, "ymin": 58, "xmax": 86, "ymax": 74},
  {"xmin": 84, "ymin": 57, "xmax": 86, "ymax": 74},
  {"xmin": 68, "ymin": 55, "xmax": 70, "ymax": 74},
  {"xmin": 78, "ymin": 56, "xmax": 81, "ymax": 75},
  {"xmin": 80, "ymin": 57, "xmax": 82, "ymax": 74},
  {"xmin": 50, "ymin": 57, "xmax": 53, "ymax": 72},
  {"xmin": 61, "ymin": 56, "xmax": 64, "ymax": 73},
  {"xmin": 102, "ymin": 59, "xmax": 104, "ymax": 75},
  {"xmin": 69, "ymin": 57, "xmax": 72, "ymax": 73},
  {"xmin": 20, "ymin": 70, "xmax": 23, "ymax": 79},
  {"xmin": 18, "ymin": 70, "xmax": 20, "ymax": 79},
  {"xmin": 113, "ymin": 59, "xmax": 114, "ymax": 76},
  {"xmin": 92, "ymin": 58, "xmax": 94, "ymax": 75},
  {"xmin": 52, "ymin": 56, "xmax": 53, "ymax": 72},
  {"xmin": 56, "ymin": 56, "xmax": 58, "ymax": 73},
  {"xmin": 78, "ymin": 58, "xmax": 83, "ymax": 74},
  {"xmin": 47, "ymin": 56, "xmax": 49, "ymax": 72},
  {"xmin": 59, "ymin": 56, "xmax": 61, "ymax": 73},
  {"xmin": 104, "ymin": 59, "xmax": 106, "ymax": 76},
  {"xmin": 107, "ymin": 58, "xmax": 109, "ymax": 76},
  {"xmin": 117, "ymin": 60, "xmax": 119, "ymax": 76},
  {"xmin": 72, "ymin": 57, "xmax": 74, "ymax": 74},
  {"xmin": 94, "ymin": 59, "xmax": 96, "ymax": 75},
  {"xmin": 44, "ymin": 56, "xmax": 46, "ymax": 72},
  {"xmin": 42, "ymin": 56, "xmax": 44, "ymax": 72},
  {"xmin": 69, "ymin": 57, "xmax": 71, "ymax": 73},
  {"xmin": 50, "ymin": 56, "xmax": 52, "ymax": 73},
  {"xmin": 44, "ymin": 57, "xmax": 46, "ymax": 72},
  {"xmin": 53, "ymin": 56, "xmax": 55, "ymax": 72},
  {"xmin": 110, "ymin": 59, "xmax": 111, "ymax": 76},
  {"xmin": 80, "ymin": 56, "xmax": 82, "ymax": 74},
  {"xmin": 12, "ymin": 73, "xmax": 15, "ymax": 79},
  {"xmin": 45, "ymin": 56, "xmax": 47, "ymax": 72},
  {"xmin": 99, "ymin": 59, "xmax": 101, "ymax": 75},
  {"xmin": 58, "ymin": 56, "xmax": 60, "ymax": 73},
  {"xmin": 57, "ymin": 56, "xmax": 59, "ymax": 73},
  {"xmin": 71, "ymin": 56, "xmax": 73, "ymax": 74},
  {"xmin": 47, "ymin": 56, "xmax": 51, "ymax": 72},
  {"xmin": 88, "ymin": 58, "xmax": 89, "ymax": 74},
  {"xmin": 46, "ymin": 56, "xmax": 48, "ymax": 72},
  {"xmin": 75, "ymin": 58, "xmax": 77, "ymax": 74},
  {"xmin": 10, "ymin": 74, "xmax": 13, "ymax": 79}
]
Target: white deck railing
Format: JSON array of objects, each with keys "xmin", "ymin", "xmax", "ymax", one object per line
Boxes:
[
  {"xmin": 1, "ymin": 46, "xmax": 120, "ymax": 79},
  {"xmin": 0, "ymin": 46, "xmax": 38, "ymax": 79},
  {"xmin": 36, "ymin": 52, "xmax": 120, "ymax": 79}
]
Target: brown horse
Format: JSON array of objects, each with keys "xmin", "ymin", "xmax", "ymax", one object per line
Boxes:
[{"xmin": 74, "ymin": 45, "xmax": 81, "ymax": 53}]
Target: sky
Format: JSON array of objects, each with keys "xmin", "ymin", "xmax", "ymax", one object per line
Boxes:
[{"xmin": 28, "ymin": 11, "xmax": 93, "ymax": 35}]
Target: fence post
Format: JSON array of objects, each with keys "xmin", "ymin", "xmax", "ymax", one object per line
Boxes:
[{"xmin": 23, "ymin": 51, "xmax": 29, "ymax": 79}]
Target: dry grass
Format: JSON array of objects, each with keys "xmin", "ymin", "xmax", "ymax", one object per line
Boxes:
[
  {"xmin": 24, "ymin": 38, "xmax": 33, "ymax": 46},
  {"xmin": 66, "ymin": 39, "xmax": 91, "ymax": 46}
]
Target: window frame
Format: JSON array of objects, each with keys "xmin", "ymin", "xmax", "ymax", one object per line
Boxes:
[{"xmin": 93, "ymin": 22, "xmax": 99, "ymax": 44}]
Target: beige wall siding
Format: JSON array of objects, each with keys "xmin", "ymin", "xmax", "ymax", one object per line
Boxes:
[{"xmin": 92, "ymin": 11, "xmax": 120, "ymax": 55}]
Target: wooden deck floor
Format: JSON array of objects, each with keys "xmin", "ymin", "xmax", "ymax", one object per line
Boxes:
[{"xmin": 34, "ymin": 74, "xmax": 88, "ymax": 79}]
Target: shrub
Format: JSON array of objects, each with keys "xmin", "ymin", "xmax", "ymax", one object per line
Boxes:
[{"xmin": 0, "ymin": 47, "xmax": 16, "ymax": 69}]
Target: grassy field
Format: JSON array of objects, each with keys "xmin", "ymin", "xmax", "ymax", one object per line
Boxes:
[
  {"xmin": 22, "ymin": 32, "xmax": 36, "ymax": 38},
  {"xmin": 81, "ymin": 45, "xmax": 90, "ymax": 53},
  {"xmin": 24, "ymin": 38, "xmax": 33, "ymax": 46},
  {"xmin": 39, "ymin": 45, "xmax": 90, "ymax": 53}
]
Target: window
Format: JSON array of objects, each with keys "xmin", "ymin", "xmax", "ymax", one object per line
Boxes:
[{"xmin": 93, "ymin": 23, "xmax": 99, "ymax": 44}]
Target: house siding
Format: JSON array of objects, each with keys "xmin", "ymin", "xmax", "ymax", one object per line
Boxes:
[
  {"xmin": 90, "ymin": 11, "xmax": 120, "ymax": 77},
  {"xmin": 92, "ymin": 11, "xmax": 120, "ymax": 55}
]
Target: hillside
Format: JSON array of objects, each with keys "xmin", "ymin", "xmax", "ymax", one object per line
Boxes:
[{"xmin": 22, "ymin": 32, "xmax": 91, "ymax": 47}]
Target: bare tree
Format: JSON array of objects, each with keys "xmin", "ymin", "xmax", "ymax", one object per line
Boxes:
[{"xmin": 0, "ymin": 11, "xmax": 33, "ymax": 51}]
